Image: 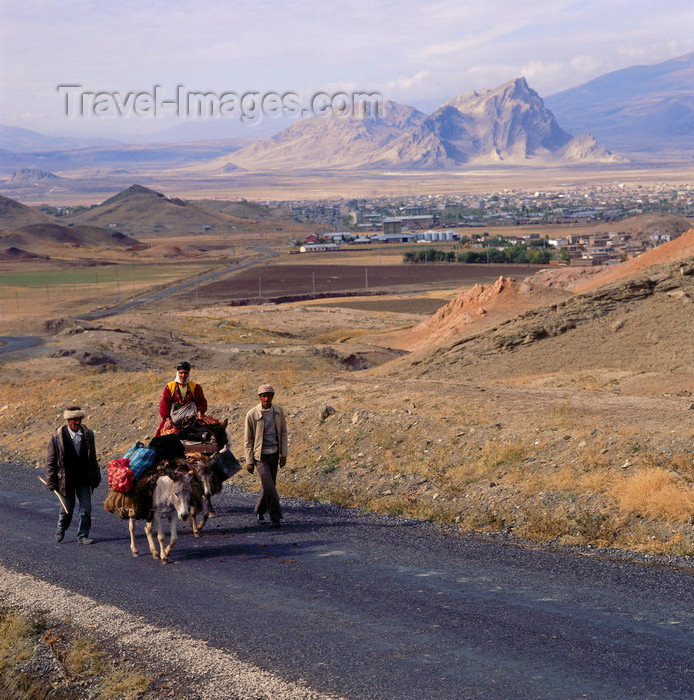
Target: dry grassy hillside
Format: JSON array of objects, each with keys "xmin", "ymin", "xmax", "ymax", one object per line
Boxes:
[
  {"xmin": 374, "ymin": 276, "xmax": 572, "ymax": 351},
  {"xmin": 3, "ymin": 228, "xmax": 694, "ymax": 559},
  {"xmin": 0, "ymin": 223, "xmax": 139, "ymax": 254},
  {"xmin": 0, "ymin": 195, "xmax": 55, "ymax": 230},
  {"xmin": 63, "ymin": 184, "xmax": 311, "ymax": 239},
  {"xmin": 393, "ymin": 257, "xmax": 694, "ymax": 395}
]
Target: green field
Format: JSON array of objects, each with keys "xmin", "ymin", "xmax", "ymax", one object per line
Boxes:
[{"xmin": 0, "ymin": 261, "xmax": 219, "ymax": 320}]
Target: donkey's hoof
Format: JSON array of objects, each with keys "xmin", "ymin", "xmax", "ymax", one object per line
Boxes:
[
  {"xmin": 208, "ymin": 511, "xmax": 216, "ymax": 517},
  {"xmin": 193, "ymin": 531, "xmax": 200, "ymax": 538},
  {"xmin": 132, "ymin": 551, "xmax": 139, "ymax": 558},
  {"xmin": 161, "ymin": 557, "xmax": 169, "ymax": 565},
  {"xmin": 152, "ymin": 552, "xmax": 160, "ymax": 560}
]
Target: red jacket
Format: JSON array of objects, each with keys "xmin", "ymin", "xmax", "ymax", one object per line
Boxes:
[{"xmin": 157, "ymin": 380, "xmax": 207, "ymax": 435}]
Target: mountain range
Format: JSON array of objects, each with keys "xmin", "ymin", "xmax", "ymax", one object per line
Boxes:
[
  {"xmin": 545, "ymin": 51, "xmax": 694, "ymax": 151},
  {"xmin": 0, "ymin": 52, "xmax": 691, "ymax": 180},
  {"xmin": 213, "ymin": 78, "xmax": 622, "ymax": 171}
]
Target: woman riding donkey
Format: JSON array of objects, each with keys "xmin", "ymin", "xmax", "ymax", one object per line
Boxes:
[{"xmin": 156, "ymin": 361, "xmax": 214, "ymax": 442}]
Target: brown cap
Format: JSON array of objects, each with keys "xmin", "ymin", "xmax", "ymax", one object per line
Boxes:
[{"xmin": 258, "ymin": 383, "xmax": 275, "ymax": 395}]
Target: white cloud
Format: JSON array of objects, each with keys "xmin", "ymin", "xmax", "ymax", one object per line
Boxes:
[{"xmin": 0, "ymin": 0, "xmax": 692, "ymax": 136}]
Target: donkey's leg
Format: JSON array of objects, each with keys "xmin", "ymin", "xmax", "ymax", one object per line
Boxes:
[
  {"xmin": 189, "ymin": 512, "xmax": 200, "ymax": 538},
  {"xmin": 144, "ymin": 518, "xmax": 159, "ymax": 559},
  {"xmin": 194, "ymin": 498, "xmax": 210, "ymax": 533},
  {"xmin": 162, "ymin": 515, "xmax": 178, "ymax": 563},
  {"xmin": 155, "ymin": 512, "xmax": 169, "ymax": 562},
  {"xmin": 128, "ymin": 517, "xmax": 139, "ymax": 558}
]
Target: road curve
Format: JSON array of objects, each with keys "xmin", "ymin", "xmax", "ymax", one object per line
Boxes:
[
  {"xmin": 1, "ymin": 460, "xmax": 693, "ymax": 699},
  {"xmin": 0, "ymin": 335, "xmax": 43, "ymax": 355}
]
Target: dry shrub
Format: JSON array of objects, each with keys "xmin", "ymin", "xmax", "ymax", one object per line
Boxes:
[
  {"xmin": 612, "ymin": 467, "xmax": 694, "ymax": 522},
  {"xmin": 64, "ymin": 632, "xmax": 106, "ymax": 677},
  {"xmin": 573, "ymin": 510, "xmax": 621, "ymax": 547},
  {"xmin": 98, "ymin": 665, "xmax": 151, "ymax": 700},
  {"xmin": 460, "ymin": 506, "xmax": 513, "ymax": 532},
  {"xmin": 477, "ymin": 441, "xmax": 527, "ymax": 476},
  {"xmin": 516, "ymin": 508, "xmax": 568, "ymax": 541},
  {"xmin": 581, "ymin": 441, "xmax": 610, "ymax": 472},
  {"xmin": 0, "ymin": 608, "xmax": 32, "ymax": 671}
]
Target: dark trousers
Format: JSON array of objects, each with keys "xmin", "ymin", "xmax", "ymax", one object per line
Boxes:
[
  {"xmin": 57, "ymin": 483, "xmax": 92, "ymax": 539},
  {"xmin": 255, "ymin": 452, "xmax": 282, "ymax": 522}
]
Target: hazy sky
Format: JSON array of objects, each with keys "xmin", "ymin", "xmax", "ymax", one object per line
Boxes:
[{"xmin": 1, "ymin": 0, "xmax": 692, "ymax": 140}]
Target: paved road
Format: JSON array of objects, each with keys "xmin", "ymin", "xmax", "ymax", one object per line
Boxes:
[
  {"xmin": 2, "ymin": 460, "xmax": 693, "ymax": 698},
  {"xmin": 0, "ymin": 335, "xmax": 43, "ymax": 355}
]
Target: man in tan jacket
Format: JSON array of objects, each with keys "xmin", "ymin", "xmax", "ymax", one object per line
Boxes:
[{"xmin": 244, "ymin": 383, "xmax": 288, "ymax": 527}]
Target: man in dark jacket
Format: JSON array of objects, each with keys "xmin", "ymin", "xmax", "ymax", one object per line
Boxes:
[{"xmin": 46, "ymin": 406, "xmax": 101, "ymax": 544}]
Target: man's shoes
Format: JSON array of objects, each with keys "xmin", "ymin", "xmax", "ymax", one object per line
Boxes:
[
  {"xmin": 78, "ymin": 537, "xmax": 94, "ymax": 545},
  {"xmin": 270, "ymin": 521, "xmax": 281, "ymax": 529},
  {"xmin": 55, "ymin": 530, "xmax": 64, "ymax": 543},
  {"xmin": 256, "ymin": 513, "xmax": 266, "ymax": 524}
]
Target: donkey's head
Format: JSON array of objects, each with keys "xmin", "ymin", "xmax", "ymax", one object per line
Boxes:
[
  {"xmin": 212, "ymin": 419, "xmax": 229, "ymax": 449},
  {"xmin": 190, "ymin": 455, "xmax": 214, "ymax": 498},
  {"xmin": 171, "ymin": 471, "xmax": 193, "ymax": 522}
]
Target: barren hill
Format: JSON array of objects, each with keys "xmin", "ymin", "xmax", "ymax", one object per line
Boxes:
[
  {"xmin": 193, "ymin": 197, "xmax": 287, "ymax": 220},
  {"xmin": 588, "ymin": 212, "xmax": 692, "ymax": 241},
  {"xmin": 572, "ymin": 226, "xmax": 694, "ymax": 294},
  {"xmin": 377, "ymin": 276, "xmax": 571, "ymax": 351},
  {"xmin": 0, "ymin": 222, "xmax": 139, "ymax": 253},
  {"xmin": 212, "ymin": 100, "xmax": 429, "ymax": 171},
  {"xmin": 392, "ymin": 257, "xmax": 694, "ymax": 395},
  {"xmin": 0, "ymin": 194, "xmax": 56, "ymax": 231},
  {"xmin": 64, "ymin": 184, "xmax": 247, "ymax": 235}
]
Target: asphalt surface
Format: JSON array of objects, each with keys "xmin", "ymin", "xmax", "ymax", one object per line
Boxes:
[
  {"xmin": 0, "ymin": 335, "xmax": 43, "ymax": 355},
  {"xmin": 2, "ymin": 459, "xmax": 694, "ymax": 699}
]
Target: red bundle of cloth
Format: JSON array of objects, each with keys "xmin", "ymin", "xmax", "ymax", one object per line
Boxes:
[{"xmin": 107, "ymin": 458, "xmax": 134, "ymax": 494}]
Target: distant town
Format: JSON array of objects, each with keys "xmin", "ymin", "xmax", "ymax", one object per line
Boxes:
[{"xmin": 275, "ymin": 181, "xmax": 693, "ymax": 265}]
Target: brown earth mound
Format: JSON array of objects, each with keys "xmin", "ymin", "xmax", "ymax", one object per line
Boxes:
[
  {"xmin": 0, "ymin": 246, "xmax": 40, "ymax": 260},
  {"xmin": 147, "ymin": 244, "xmax": 188, "ymax": 258},
  {"xmin": 0, "ymin": 223, "xmax": 139, "ymax": 253},
  {"xmin": 572, "ymin": 226, "xmax": 694, "ymax": 294},
  {"xmin": 379, "ymin": 276, "xmax": 571, "ymax": 351}
]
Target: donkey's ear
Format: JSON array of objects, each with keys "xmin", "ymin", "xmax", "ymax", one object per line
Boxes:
[{"xmin": 221, "ymin": 419, "xmax": 228, "ymax": 429}]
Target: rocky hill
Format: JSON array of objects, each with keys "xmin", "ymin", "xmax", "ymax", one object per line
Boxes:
[
  {"xmin": 376, "ymin": 276, "xmax": 571, "ymax": 351},
  {"xmin": 392, "ymin": 256, "xmax": 694, "ymax": 396},
  {"xmin": 8, "ymin": 168, "xmax": 61, "ymax": 183},
  {"xmin": 210, "ymin": 100, "xmax": 429, "ymax": 171},
  {"xmin": 219, "ymin": 78, "xmax": 619, "ymax": 170}
]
